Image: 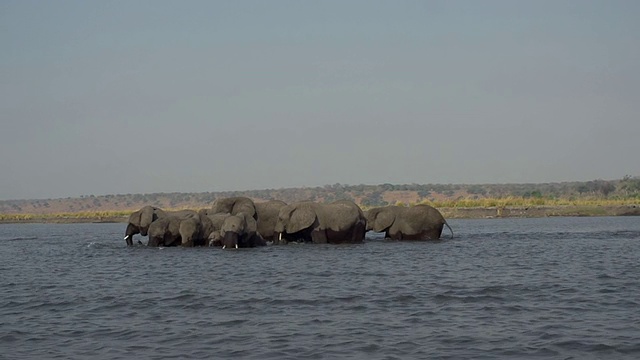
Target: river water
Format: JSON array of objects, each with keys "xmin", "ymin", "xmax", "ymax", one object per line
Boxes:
[{"xmin": 1, "ymin": 216, "xmax": 639, "ymax": 359}]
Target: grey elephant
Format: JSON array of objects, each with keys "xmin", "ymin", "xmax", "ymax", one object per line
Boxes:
[
  {"xmin": 123, "ymin": 206, "xmax": 196, "ymax": 246},
  {"xmin": 206, "ymin": 212, "xmax": 265, "ymax": 249},
  {"xmin": 365, "ymin": 204, "xmax": 453, "ymax": 240},
  {"xmin": 273, "ymin": 200, "xmax": 366, "ymax": 244},
  {"xmin": 211, "ymin": 196, "xmax": 257, "ymax": 220},
  {"xmin": 147, "ymin": 212, "xmax": 206, "ymax": 247},
  {"xmin": 255, "ymin": 200, "xmax": 287, "ymax": 242}
]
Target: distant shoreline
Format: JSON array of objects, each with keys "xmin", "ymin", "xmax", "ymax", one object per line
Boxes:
[
  {"xmin": 439, "ymin": 204, "xmax": 640, "ymax": 219},
  {"xmin": 1, "ymin": 205, "xmax": 638, "ymax": 224},
  {"xmin": 0, "ymin": 216, "xmax": 129, "ymax": 224}
]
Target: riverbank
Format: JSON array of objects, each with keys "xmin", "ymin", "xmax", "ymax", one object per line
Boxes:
[
  {"xmin": 440, "ymin": 204, "xmax": 640, "ymax": 219},
  {"xmin": 1, "ymin": 204, "xmax": 639, "ymax": 224},
  {"xmin": 0, "ymin": 215, "xmax": 129, "ymax": 224}
]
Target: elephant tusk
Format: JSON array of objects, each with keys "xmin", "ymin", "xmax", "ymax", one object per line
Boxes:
[
  {"xmin": 222, "ymin": 245, "xmax": 226, "ymax": 249},
  {"xmin": 235, "ymin": 244, "xmax": 238, "ymax": 249},
  {"xmin": 124, "ymin": 235, "xmax": 130, "ymax": 240},
  {"xmin": 279, "ymin": 233, "xmax": 282, "ymax": 241}
]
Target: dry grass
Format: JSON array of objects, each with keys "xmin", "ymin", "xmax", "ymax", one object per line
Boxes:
[
  {"xmin": 419, "ymin": 196, "xmax": 638, "ymax": 208},
  {"xmin": 0, "ymin": 211, "xmax": 131, "ymax": 222}
]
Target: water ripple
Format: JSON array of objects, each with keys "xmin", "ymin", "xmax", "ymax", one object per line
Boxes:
[{"xmin": 1, "ymin": 219, "xmax": 640, "ymax": 359}]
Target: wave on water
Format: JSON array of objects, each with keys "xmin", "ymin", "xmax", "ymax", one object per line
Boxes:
[{"xmin": 1, "ymin": 236, "xmax": 38, "ymax": 241}]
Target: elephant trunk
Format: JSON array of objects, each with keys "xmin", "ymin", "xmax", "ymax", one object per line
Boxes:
[
  {"xmin": 139, "ymin": 226, "xmax": 149, "ymax": 237},
  {"xmin": 275, "ymin": 231, "xmax": 287, "ymax": 245},
  {"xmin": 273, "ymin": 222, "xmax": 285, "ymax": 235},
  {"xmin": 221, "ymin": 232, "xmax": 239, "ymax": 249},
  {"xmin": 124, "ymin": 235, "xmax": 133, "ymax": 246},
  {"xmin": 124, "ymin": 224, "xmax": 137, "ymax": 246}
]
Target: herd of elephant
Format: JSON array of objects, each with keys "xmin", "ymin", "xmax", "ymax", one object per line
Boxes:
[{"xmin": 123, "ymin": 197, "xmax": 454, "ymax": 249}]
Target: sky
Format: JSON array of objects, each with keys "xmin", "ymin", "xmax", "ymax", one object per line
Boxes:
[{"xmin": 1, "ymin": 0, "xmax": 639, "ymax": 200}]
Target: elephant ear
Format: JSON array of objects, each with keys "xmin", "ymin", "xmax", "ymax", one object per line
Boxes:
[
  {"xmin": 140, "ymin": 207, "xmax": 156, "ymax": 228},
  {"xmin": 212, "ymin": 198, "xmax": 233, "ymax": 214},
  {"xmin": 287, "ymin": 207, "xmax": 316, "ymax": 234},
  {"xmin": 233, "ymin": 200, "xmax": 257, "ymax": 220},
  {"xmin": 373, "ymin": 210, "xmax": 394, "ymax": 232},
  {"xmin": 233, "ymin": 212, "xmax": 254, "ymax": 233},
  {"xmin": 242, "ymin": 213, "xmax": 258, "ymax": 234}
]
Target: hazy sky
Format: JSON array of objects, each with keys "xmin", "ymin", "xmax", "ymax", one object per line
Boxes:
[{"xmin": 1, "ymin": 1, "xmax": 639, "ymax": 200}]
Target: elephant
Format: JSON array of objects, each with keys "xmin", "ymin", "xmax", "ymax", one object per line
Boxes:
[
  {"xmin": 273, "ymin": 200, "xmax": 366, "ymax": 244},
  {"xmin": 255, "ymin": 200, "xmax": 287, "ymax": 242},
  {"xmin": 123, "ymin": 206, "xmax": 197, "ymax": 246},
  {"xmin": 365, "ymin": 204, "xmax": 453, "ymax": 240},
  {"xmin": 206, "ymin": 212, "xmax": 265, "ymax": 249},
  {"xmin": 147, "ymin": 212, "xmax": 206, "ymax": 247},
  {"xmin": 211, "ymin": 196, "xmax": 257, "ymax": 220}
]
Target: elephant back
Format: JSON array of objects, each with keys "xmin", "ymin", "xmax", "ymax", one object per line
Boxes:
[
  {"xmin": 412, "ymin": 204, "xmax": 445, "ymax": 220},
  {"xmin": 211, "ymin": 196, "xmax": 257, "ymax": 220},
  {"xmin": 168, "ymin": 209, "xmax": 198, "ymax": 219},
  {"xmin": 323, "ymin": 200, "xmax": 364, "ymax": 231}
]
